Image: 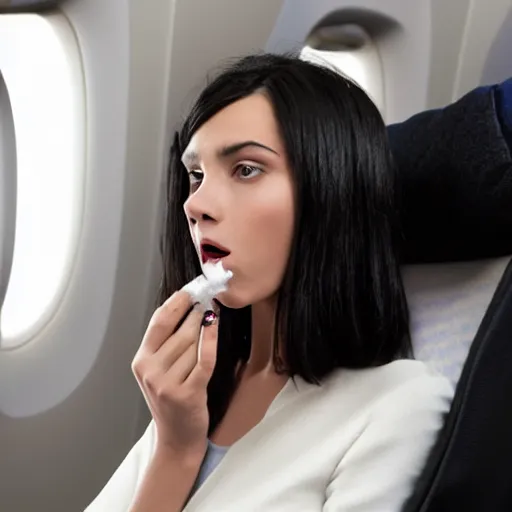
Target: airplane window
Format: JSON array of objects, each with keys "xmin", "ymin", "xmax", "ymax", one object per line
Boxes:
[
  {"xmin": 300, "ymin": 24, "xmax": 385, "ymax": 116},
  {"xmin": 0, "ymin": 70, "xmax": 16, "ymax": 343},
  {"xmin": 0, "ymin": 14, "xmax": 85, "ymax": 349}
]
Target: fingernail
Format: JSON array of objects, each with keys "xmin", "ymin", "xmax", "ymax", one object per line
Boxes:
[{"xmin": 201, "ymin": 310, "xmax": 217, "ymax": 327}]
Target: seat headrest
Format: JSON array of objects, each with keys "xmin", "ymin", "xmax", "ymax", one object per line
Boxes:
[{"xmin": 403, "ymin": 255, "xmax": 511, "ymax": 385}]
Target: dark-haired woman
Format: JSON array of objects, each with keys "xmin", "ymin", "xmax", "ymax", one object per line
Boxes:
[{"xmin": 86, "ymin": 53, "xmax": 453, "ymax": 512}]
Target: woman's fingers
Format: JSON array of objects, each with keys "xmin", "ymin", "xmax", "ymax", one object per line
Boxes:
[
  {"xmin": 133, "ymin": 301, "xmax": 219, "ymax": 408},
  {"xmin": 186, "ymin": 312, "xmax": 219, "ymax": 389},
  {"xmin": 165, "ymin": 342, "xmax": 199, "ymax": 383},
  {"xmin": 142, "ymin": 290, "xmax": 193, "ymax": 353},
  {"xmin": 157, "ymin": 306, "xmax": 204, "ymax": 372}
]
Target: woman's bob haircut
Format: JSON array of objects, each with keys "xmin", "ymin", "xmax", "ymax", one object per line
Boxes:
[{"xmin": 160, "ymin": 53, "xmax": 412, "ymax": 432}]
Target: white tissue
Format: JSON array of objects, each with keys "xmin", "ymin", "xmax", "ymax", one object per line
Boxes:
[{"xmin": 182, "ymin": 261, "xmax": 233, "ymax": 311}]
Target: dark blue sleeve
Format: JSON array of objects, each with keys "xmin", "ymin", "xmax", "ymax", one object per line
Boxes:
[{"xmin": 388, "ymin": 78, "xmax": 512, "ymax": 263}]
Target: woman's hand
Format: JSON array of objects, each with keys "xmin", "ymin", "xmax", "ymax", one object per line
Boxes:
[{"xmin": 131, "ymin": 290, "xmax": 218, "ymax": 459}]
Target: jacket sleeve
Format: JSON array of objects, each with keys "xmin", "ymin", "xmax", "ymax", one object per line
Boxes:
[
  {"xmin": 388, "ymin": 77, "xmax": 512, "ymax": 264},
  {"xmin": 84, "ymin": 421, "xmax": 156, "ymax": 512},
  {"xmin": 323, "ymin": 372, "xmax": 453, "ymax": 512}
]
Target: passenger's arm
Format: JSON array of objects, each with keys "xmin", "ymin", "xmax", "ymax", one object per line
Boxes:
[
  {"xmin": 128, "ymin": 443, "xmax": 204, "ymax": 512},
  {"xmin": 86, "ymin": 289, "xmax": 219, "ymax": 511},
  {"xmin": 323, "ymin": 373, "xmax": 453, "ymax": 512},
  {"xmin": 84, "ymin": 421, "xmax": 203, "ymax": 512},
  {"xmin": 388, "ymin": 77, "xmax": 512, "ymax": 263}
]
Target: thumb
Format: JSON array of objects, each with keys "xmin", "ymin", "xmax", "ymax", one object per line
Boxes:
[{"xmin": 190, "ymin": 310, "xmax": 219, "ymax": 387}]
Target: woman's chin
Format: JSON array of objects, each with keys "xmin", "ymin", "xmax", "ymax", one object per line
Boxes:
[{"xmin": 215, "ymin": 290, "xmax": 250, "ymax": 310}]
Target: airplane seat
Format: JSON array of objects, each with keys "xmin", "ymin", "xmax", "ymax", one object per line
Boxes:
[
  {"xmin": 268, "ymin": 3, "xmax": 512, "ymax": 506},
  {"xmin": 400, "ymin": 255, "xmax": 512, "ymax": 511},
  {"xmin": 391, "ymin": 77, "xmax": 512, "ymax": 511}
]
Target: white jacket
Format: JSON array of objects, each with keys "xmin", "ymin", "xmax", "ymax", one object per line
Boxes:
[{"xmin": 85, "ymin": 359, "xmax": 453, "ymax": 511}]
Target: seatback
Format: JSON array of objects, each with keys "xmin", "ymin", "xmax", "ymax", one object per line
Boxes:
[{"xmin": 402, "ymin": 255, "xmax": 512, "ymax": 511}]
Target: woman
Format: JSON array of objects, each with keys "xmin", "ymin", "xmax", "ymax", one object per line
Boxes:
[{"xmin": 85, "ymin": 53, "xmax": 453, "ymax": 511}]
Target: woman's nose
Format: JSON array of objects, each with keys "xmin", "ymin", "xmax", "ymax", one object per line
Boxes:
[{"xmin": 184, "ymin": 184, "xmax": 220, "ymax": 225}]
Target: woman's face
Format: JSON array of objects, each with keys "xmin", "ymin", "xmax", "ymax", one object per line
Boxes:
[{"xmin": 182, "ymin": 93, "xmax": 295, "ymax": 309}]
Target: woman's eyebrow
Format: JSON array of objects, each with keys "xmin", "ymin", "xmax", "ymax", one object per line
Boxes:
[
  {"xmin": 182, "ymin": 140, "xmax": 279, "ymax": 167},
  {"xmin": 218, "ymin": 140, "xmax": 280, "ymax": 158}
]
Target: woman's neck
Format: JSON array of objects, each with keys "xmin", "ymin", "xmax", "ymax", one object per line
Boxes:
[{"xmin": 246, "ymin": 296, "xmax": 281, "ymax": 374}]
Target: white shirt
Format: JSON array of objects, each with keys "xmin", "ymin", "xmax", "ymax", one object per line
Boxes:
[
  {"xmin": 188, "ymin": 440, "xmax": 229, "ymax": 497},
  {"xmin": 85, "ymin": 359, "xmax": 453, "ymax": 511}
]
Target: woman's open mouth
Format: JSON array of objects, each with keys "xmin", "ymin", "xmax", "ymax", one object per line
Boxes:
[{"xmin": 200, "ymin": 240, "xmax": 231, "ymax": 264}]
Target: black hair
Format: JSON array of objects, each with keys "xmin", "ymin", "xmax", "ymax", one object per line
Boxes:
[{"xmin": 160, "ymin": 53, "xmax": 412, "ymax": 433}]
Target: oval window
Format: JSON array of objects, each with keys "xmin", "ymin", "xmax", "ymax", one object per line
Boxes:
[
  {"xmin": 0, "ymin": 14, "xmax": 85, "ymax": 349},
  {"xmin": 301, "ymin": 24, "xmax": 385, "ymax": 115}
]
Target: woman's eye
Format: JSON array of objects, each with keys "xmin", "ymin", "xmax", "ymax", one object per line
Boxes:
[
  {"xmin": 235, "ymin": 164, "xmax": 263, "ymax": 179},
  {"xmin": 188, "ymin": 170, "xmax": 203, "ymax": 188}
]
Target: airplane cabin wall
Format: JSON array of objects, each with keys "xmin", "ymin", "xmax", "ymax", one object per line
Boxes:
[{"xmin": 0, "ymin": 0, "xmax": 510, "ymax": 510}]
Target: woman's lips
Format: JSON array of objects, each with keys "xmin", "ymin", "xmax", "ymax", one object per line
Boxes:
[
  {"xmin": 201, "ymin": 251, "xmax": 225, "ymax": 264},
  {"xmin": 200, "ymin": 239, "xmax": 231, "ymax": 264}
]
